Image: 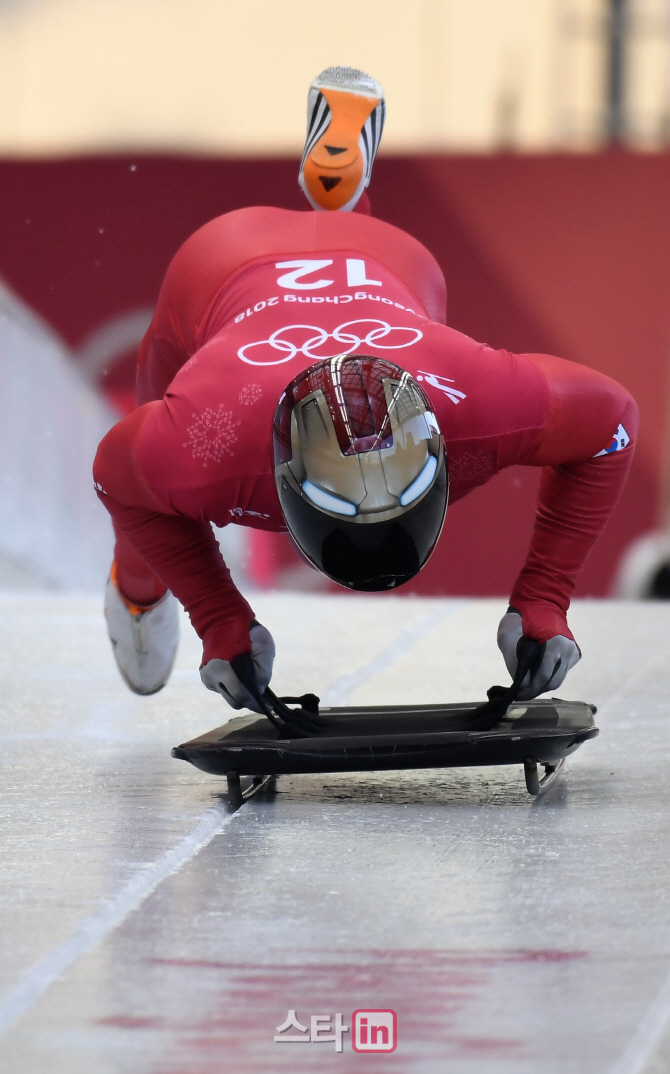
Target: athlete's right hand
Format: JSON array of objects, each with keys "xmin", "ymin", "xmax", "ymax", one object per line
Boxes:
[
  {"xmin": 497, "ymin": 609, "xmax": 580, "ymax": 701},
  {"xmin": 200, "ymin": 620, "xmax": 275, "ymax": 714}
]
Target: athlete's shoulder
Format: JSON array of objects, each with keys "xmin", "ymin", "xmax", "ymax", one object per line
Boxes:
[
  {"xmin": 138, "ymin": 342, "xmax": 275, "ymax": 489},
  {"xmin": 408, "ymin": 322, "xmax": 550, "ymax": 435}
]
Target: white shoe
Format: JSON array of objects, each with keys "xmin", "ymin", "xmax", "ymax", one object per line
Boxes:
[{"xmin": 104, "ymin": 577, "xmax": 180, "ymax": 695}]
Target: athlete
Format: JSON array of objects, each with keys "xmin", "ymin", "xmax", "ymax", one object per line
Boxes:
[{"xmin": 94, "ymin": 67, "xmax": 637, "ymax": 712}]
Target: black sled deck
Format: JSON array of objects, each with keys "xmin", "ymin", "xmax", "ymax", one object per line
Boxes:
[{"xmin": 172, "ymin": 697, "xmax": 598, "ymax": 804}]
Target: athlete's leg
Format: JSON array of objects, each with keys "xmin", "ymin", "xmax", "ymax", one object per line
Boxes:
[
  {"xmin": 113, "ymin": 528, "xmax": 166, "ymax": 606},
  {"xmin": 105, "ymin": 527, "xmax": 179, "ymax": 695},
  {"xmin": 103, "ymin": 411, "xmax": 177, "ymax": 694}
]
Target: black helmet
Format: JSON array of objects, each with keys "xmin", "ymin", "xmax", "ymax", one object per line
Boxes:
[{"xmin": 273, "ymin": 354, "xmax": 448, "ymax": 590}]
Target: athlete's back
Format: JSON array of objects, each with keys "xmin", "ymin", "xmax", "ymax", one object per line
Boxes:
[{"xmin": 136, "ymin": 207, "xmax": 447, "ymax": 404}]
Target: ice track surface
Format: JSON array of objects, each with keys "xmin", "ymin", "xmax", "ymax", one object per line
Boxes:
[{"xmin": 1, "ymin": 592, "xmax": 670, "ymax": 1073}]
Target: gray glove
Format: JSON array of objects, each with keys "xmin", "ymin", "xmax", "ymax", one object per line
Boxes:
[
  {"xmin": 497, "ymin": 610, "xmax": 580, "ymax": 701},
  {"xmin": 200, "ymin": 621, "xmax": 275, "ymax": 714}
]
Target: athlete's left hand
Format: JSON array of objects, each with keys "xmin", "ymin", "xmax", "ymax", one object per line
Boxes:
[{"xmin": 497, "ymin": 609, "xmax": 581, "ymax": 701}]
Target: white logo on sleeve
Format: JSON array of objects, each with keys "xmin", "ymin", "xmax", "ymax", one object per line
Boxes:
[
  {"xmin": 416, "ymin": 370, "xmax": 467, "ymax": 405},
  {"xmin": 593, "ymin": 423, "xmax": 630, "ymax": 457},
  {"xmin": 238, "ymin": 319, "xmax": 423, "ymax": 365}
]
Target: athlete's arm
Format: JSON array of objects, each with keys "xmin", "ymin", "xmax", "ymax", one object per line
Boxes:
[
  {"xmin": 511, "ymin": 353, "xmax": 639, "ymax": 645},
  {"xmin": 93, "ymin": 404, "xmax": 256, "ymax": 665}
]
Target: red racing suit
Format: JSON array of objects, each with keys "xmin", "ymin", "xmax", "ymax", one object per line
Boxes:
[{"xmin": 93, "ymin": 207, "xmax": 638, "ymax": 665}]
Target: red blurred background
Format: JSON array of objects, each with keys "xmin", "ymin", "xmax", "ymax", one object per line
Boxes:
[{"xmin": 0, "ymin": 153, "xmax": 665, "ymax": 596}]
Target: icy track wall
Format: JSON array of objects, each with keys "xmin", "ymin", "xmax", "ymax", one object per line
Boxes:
[{"xmin": 0, "ymin": 280, "xmax": 115, "ymax": 588}]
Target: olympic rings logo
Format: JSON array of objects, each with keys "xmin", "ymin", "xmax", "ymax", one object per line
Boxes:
[{"xmin": 237, "ymin": 320, "xmax": 424, "ymax": 366}]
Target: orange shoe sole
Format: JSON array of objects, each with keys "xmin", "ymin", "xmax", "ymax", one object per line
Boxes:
[{"xmin": 301, "ymin": 87, "xmax": 382, "ymax": 211}]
